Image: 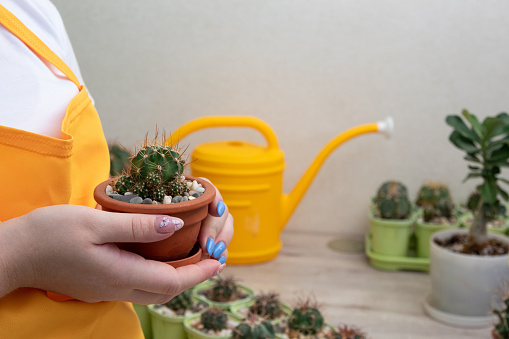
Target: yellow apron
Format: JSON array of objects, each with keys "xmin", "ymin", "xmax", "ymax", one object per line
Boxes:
[{"xmin": 0, "ymin": 5, "xmax": 143, "ymax": 338}]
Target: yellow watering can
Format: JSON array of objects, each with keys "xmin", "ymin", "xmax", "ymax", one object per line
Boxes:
[{"xmin": 168, "ymin": 116, "xmax": 393, "ymax": 265}]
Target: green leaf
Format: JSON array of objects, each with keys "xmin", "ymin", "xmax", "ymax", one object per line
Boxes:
[
  {"xmin": 483, "ymin": 117, "xmax": 506, "ymax": 139},
  {"xmin": 496, "ymin": 112, "xmax": 509, "ymax": 123},
  {"xmin": 499, "ymin": 178, "xmax": 509, "ymax": 185},
  {"xmin": 481, "ymin": 181, "xmax": 498, "ymax": 203},
  {"xmin": 445, "ymin": 115, "xmax": 480, "ymax": 143},
  {"xmin": 468, "ymin": 165, "xmax": 481, "ymax": 171},
  {"xmin": 462, "ymin": 172, "xmax": 482, "ymax": 183},
  {"xmin": 488, "ymin": 144, "xmax": 509, "ymax": 163},
  {"xmin": 449, "ymin": 131, "xmax": 480, "ymax": 154},
  {"xmin": 462, "ymin": 109, "xmax": 484, "ymax": 138},
  {"xmin": 464, "ymin": 154, "xmax": 481, "ymax": 163},
  {"xmin": 498, "ymin": 185, "xmax": 509, "ymax": 201}
]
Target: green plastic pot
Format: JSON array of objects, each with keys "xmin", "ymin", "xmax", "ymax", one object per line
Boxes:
[
  {"xmin": 415, "ymin": 218, "xmax": 460, "ymax": 258},
  {"xmin": 149, "ymin": 304, "xmax": 206, "ymax": 339},
  {"xmin": 133, "ymin": 303, "xmax": 153, "ymax": 339},
  {"xmin": 183, "ymin": 312, "xmax": 242, "ymax": 339},
  {"xmin": 230, "ymin": 299, "xmax": 292, "ymax": 323},
  {"xmin": 192, "ymin": 279, "xmax": 255, "ymax": 311},
  {"xmin": 369, "ymin": 211, "xmax": 416, "ymax": 257}
]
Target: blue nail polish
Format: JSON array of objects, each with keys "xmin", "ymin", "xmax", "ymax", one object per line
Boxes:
[
  {"xmin": 213, "ymin": 242, "xmax": 226, "ymax": 258},
  {"xmin": 217, "ymin": 201, "xmax": 226, "ymax": 217},
  {"xmin": 218, "ymin": 256, "xmax": 226, "ymax": 265},
  {"xmin": 206, "ymin": 237, "xmax": 216, "ymax": 256}
]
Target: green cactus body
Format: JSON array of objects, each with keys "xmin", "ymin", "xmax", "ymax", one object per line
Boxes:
[
  {"xmin": 167, "ymin": 179, "xmax": 189, "ymax": 197},
  {"xmin": 114, "ymin": 175, "xmax": 134, "ymax": 195},
  {"xmin": 130, "ymin": 146, "xmax": 183, "ymax": 184},
  {"xmin": 251, "ymin": 293, "xmax": 282, "ymax": 320},
  {"xmin": 133, "ymin": 182, "xmax": 149, "ymax": 199},
  {"xmin": 151, "ymin": 186, "xmax": 166, "ymax": 202},
  {"xmin": 211, "ymin": 276, "xmax": 239, "ymax": 302},
  {"xmin": 437, "ymin": 198, "xmax": 454, "ymax": 219},
  {"xmin": 416, "ymin": 183, "xmax": 450, "ymax": 208},
  {"xmin": 375, "ymin": 181, "xmax": 412, "ymax": 220},
  {"xmin": 165, "ymin": 289, "xmax": 193, "ymax": 315},
  {"xmin": 467, "ymin": 190, "xmax": 481, "ymax": 212},
  {"xmin": 289, "ymin": 306, "xmax": 324, "ymax": 336},
  {"xmin": 233, "ymin": 318, "xmax": 275, "ymax": 339},
  {"xmin": 201, "ymin": 307, "xmax": 228, "ymax": 331}
]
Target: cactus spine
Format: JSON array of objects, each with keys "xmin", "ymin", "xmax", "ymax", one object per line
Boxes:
[
  {"xmin": 201, "ymin": 307, "xmax": 228, "ymax": 332},
  {"xmin": 328, "ymin": 325, "xmax": 366, "ymax": 339},
  {"xmin": 374, "ymin": 181, "xmax": 412, "ymax": 220},
  {"xmin": 288, "ymin": 301, "xmax": 324, "ymax": 336},
  {"xmin": 233, "ymin": 314, "xmax": 275, "ymax": 339}
]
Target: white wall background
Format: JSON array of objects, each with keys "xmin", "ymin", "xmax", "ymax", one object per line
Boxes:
[{"xmin": 52, "ymin": 0, "xmax": 509, "ymax": 237}]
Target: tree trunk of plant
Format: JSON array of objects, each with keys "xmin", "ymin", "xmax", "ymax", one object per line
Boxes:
[{"xmin": 467, "ymin": 199, "xmax": 488, "ymax": 252}]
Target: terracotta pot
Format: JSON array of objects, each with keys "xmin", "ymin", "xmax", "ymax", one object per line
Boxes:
[{"xmin": 94, "ymin": 175, "xmax": 215, "ymax": 263}]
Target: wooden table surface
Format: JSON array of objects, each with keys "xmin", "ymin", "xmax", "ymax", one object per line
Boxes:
[{"xmin": 224, "ymin": 229, "xmax": 492, "ymax": 339}]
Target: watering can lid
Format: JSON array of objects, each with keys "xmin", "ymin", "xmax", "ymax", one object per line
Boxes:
[{"xmin": 191, "ymin": 140, "xmax": 285, "ymax": 171}]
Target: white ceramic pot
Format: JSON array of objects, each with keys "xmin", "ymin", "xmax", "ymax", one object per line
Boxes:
[{"xmin": 423, "ymin": 229, "xmax": 509, "ymax": 328}]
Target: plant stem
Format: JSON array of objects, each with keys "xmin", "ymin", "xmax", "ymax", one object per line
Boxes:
[{"xmin": 468, "ymin": 198, "xmax": 488, "ymax": 248}]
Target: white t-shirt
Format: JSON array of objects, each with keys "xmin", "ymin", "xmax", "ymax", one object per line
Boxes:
[{"xmin": 0, "ymin": 0, "xmax": 87, "ymax": 138}]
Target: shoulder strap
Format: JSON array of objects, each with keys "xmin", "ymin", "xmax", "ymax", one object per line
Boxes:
[{"xmin": 0, "ymin": 4, "xmax": 81, "ymax": 88}]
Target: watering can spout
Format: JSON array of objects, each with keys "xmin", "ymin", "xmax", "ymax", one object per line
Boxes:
[{"xmin": 280, "ymin": 116, "xmax": 394, "ymax": 228}]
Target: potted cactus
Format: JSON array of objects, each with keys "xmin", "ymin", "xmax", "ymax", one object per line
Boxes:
[
  {"xmin": 183, "ymin": 307, "xmax": 242, "ymax": 339},
  {"xmin": 148, "ymin": 288, "xmax": 209, "ymax": 339},
  {"xmin": 414, "ymin": 182, "xmax": 460, "ymax": 258},
  {"xmin": 327, "ymin": 325, "xmax": 366, "ymax": 339},
  {"xmin": 231, "ymin": 292, "xmax": 292, "ymax": 325},
  {"xmin": 232, "ymin": 313, "xmax": 276, "ymax": 339},
  {"xmin": 94, "ymin": 133, "xmax": 216, "ymax": 266},
  {"xmin": 369, "ymin": 181, "xmax": 416, "ymax": 257},
  {"xmin": 193, "ymin": 276, "xmax": 255, "ymax": 311},
  {"xmin": 423, "ymin": 110, "xmax": 509, "ymax": 327}
]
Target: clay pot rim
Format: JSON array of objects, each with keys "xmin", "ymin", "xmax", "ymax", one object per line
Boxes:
[
  {"xmin": 94, "ymin": 175, "xmax": 216, "ymax": 214},
  {"xmin": 166, "ymin": 243, "xmax": 202, "ymax": 268}
]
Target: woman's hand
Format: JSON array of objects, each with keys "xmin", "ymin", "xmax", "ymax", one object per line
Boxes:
[
  {"xmin": 197, "ymin": 178, "xmax": 234, "ymax": 267},
  {"xmin": 0, "ymin": 204, "xmax": 223, "ymax": 304}
]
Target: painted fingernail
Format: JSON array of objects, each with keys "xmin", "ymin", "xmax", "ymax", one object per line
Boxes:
[
  {"xmin": 218, "ymin": 255, "xmax": 226, "ymax": 265},
  {"xmin": 217, "ymin": 201, "xmax": 226, "ymax": 217},
  {"xmin": 213, "ymin": 242, "xmax": 225, "ymax": 258},
  {"xmin": 206, "ymin": 237, "xmax": 216, "ymax": 256},
  {"xmin": 155, "ymin": 216, "xmax": 183, "ymax": 233},
  {"xmin": 213, "ymin": 264, "xmax": 226, "ymax": 276}
]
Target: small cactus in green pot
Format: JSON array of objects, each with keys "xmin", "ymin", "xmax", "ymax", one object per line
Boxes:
[
  {"xmin": 250, "ymin": 292, "xmax": 285, "ymax": 320},
  {"xmin": 288, "ymin": 300, "xmax": 324, "ymax": 336},
  {"xmin": 327, "ymin": 325, "xmax": 366, "ymax": 339},
  {"xmin": 233, "ymin": 313, "xmax": 275, "ymax": 339},
  {"xmin": 201, "ymin": 307, "xmax": 229, "ymax": 332},
  {"xmin": 416, "ymin": 182, "xmax": 456, "ymax": 224},
  {"xmin": 374, "ymin": 181, "xmax": 412, "ymax": 220}
]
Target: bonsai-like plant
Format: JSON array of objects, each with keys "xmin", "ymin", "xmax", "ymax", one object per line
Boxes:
[
  {"xmin": 446, "ymin": 109, "xmax": 509, "ymax": 251},
  {"xmin": 112, "ymin": 132, "xmax": 190, "ymax": 202},
  {"xmin": 288, "ymin": 299, "xmax": 324, "ymax": 337},
  {"xmin": 374, "ymin": 181, "xmax": 412, "ymax": 220},
  {"xmin": 416, "ymin": 183, "xmax": 455, "ymax": 224},
  {"xmin": 233, "ymin": 313, "xmax": 275, "ymax": 339}
]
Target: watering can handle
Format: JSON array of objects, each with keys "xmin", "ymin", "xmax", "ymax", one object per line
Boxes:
[{"xmin": 167, "ymin": 116, "xmax": 279, "ymax": 150}]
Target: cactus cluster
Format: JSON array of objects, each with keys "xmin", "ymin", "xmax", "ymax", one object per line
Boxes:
[
  {"xmin": 112, "ymin": 134, "xmax": 189, "ymax": 202},
  {"xmin": 165, "ymin": 289, "xmax": 193, "ymax": 315},
  {"xmin": 250, "ymin": 293, "xmax": 283, "ymax": 320},
  {"xmin": 201, "ymin": 307, "xmax": 229, "ymax": 332},
  {"xmin": 374, "ymin": 181, "xmax": 412, "ymax": 220},
  {"xmin": 327, "ymin": 325, "xmax": 366, "ymax": 339},
  {"xmin": 467, "ymin": 189, "xmax": 506, "ymax": 222},
  {"xmin": 416, "ymin": 183, "xmax": 455, "ymax": 223},
  {"xmin": 233, "ymin": 314, "xmax": 275, "ymax": 339},
  {"xmin": 209, "ymin": 276, "xmax": 242, "ymax": 303},
  {"xmin": 288, "ymin": 300, "xmax": 324, "ymax": 336},
  {"xmin": 493, "ymin": 294, "xmax": 509, "ymax": 339}
]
